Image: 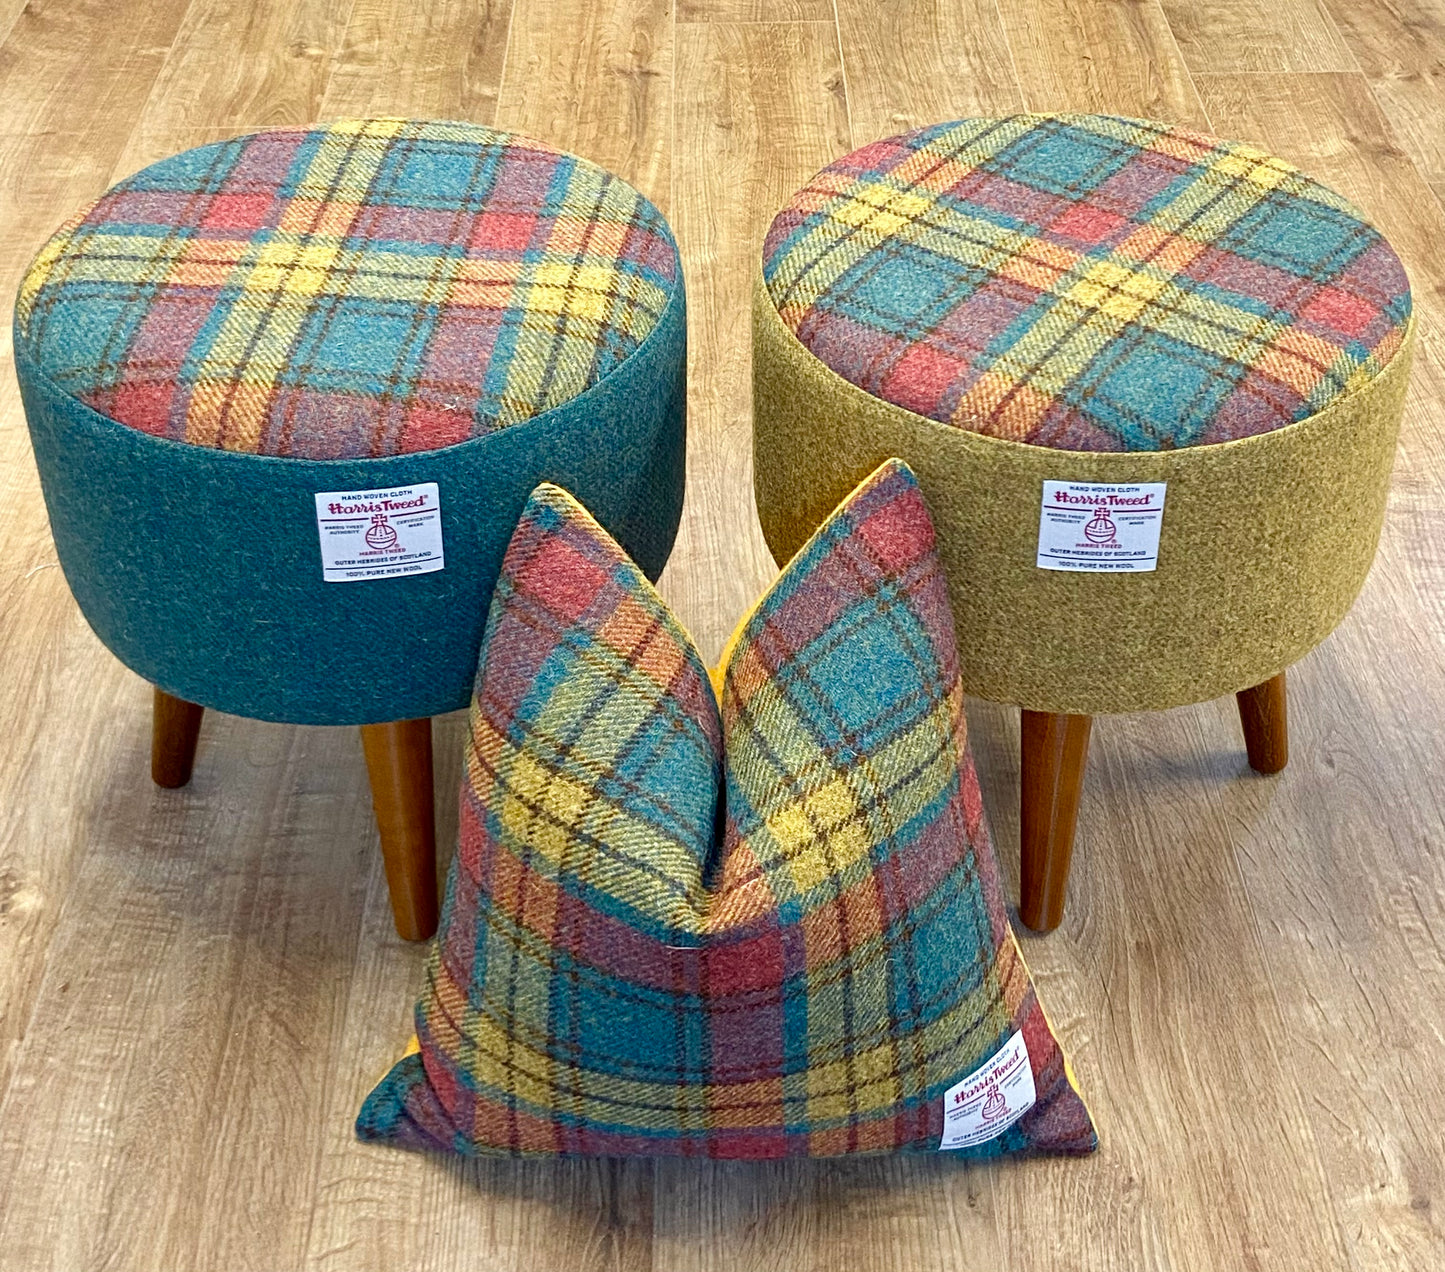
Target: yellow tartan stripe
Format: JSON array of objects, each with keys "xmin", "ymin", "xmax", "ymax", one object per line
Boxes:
[
  {"xmin": 774, "ymin": 175, "xmax": 1313, "ymax": 386},
  {"xmin": 32, "ymin": 231, "xmax": 670, "ymax": 319},
  {"xmin": 436, "ymin": 957, "xmax": 1010, "ymax": 1131}
]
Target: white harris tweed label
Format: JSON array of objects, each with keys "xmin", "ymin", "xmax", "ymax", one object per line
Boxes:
[
  {"xmin": 314, "ymin": 483, "xmax": 444, "ymax": 582},
  {"xmin": 1037, "ymin": 480, "xmax": 1167, "ymax": 573},
  {"xmin": 939, "ymin": 1029, "xmax": 1037, "ymax": 1151}
]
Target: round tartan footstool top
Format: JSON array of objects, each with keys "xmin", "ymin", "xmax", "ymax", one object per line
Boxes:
[
  {"xmin": 762, "ymin": 114, "xmax": 1410, "ymax": 453},
  {"xmin": 17, "ymin": 117, "xmax": 679, "ymax": 459}
]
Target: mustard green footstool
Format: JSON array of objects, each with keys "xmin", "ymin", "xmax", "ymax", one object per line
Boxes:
[
  {"xmin": 752, "ymin": 114, "xmax": 1412, "ymax": 930},
  {"xmin": 16, "ymin": 118, "xmax": 686, "ymax": 940}
]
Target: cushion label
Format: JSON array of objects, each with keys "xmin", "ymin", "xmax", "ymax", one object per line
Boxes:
[
  {"xmin": 939, "ymin": 1029, "xmax": 1036, "ymax": 1151},
  {"xmin": 1037, "ymin": 480, "xmax": 1167, "ymax": 573},
  {"xmin": 314, "ymin": 484, "xmax": 444, "ymax": 583}
]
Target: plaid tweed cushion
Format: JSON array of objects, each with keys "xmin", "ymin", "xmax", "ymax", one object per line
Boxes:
[
  {"xmin": 16, "ymin": 118, "xmax": 678, "ymax": 459},
  {"xmin": 356, "ymin": 459, "xmax": 1096, "ymax": 1159},
  {"xmin": 762, "ymin": 114, "xmax": 1411, "ymax": 452}
]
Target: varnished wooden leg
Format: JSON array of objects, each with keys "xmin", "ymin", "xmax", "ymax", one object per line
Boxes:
[
  {"xmin": 151, "ymin": 688, "xmax": 204, "ymax": 788},
  {"xmin": 1237, "ymin": 672, "xmax": 1288, "ymax": 774},
  {"xmin": 360, "ymin": 718, "xmax": 439, "ymax": 942},
  {"xmin": 1020, "ymin": 710, "xmax": 1093, "ymax": 933}
]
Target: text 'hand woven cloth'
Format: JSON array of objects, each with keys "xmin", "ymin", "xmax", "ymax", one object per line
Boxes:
[{"xmin": 357, "ymin": 460, "xmax": 1096, "ymax": 1159}]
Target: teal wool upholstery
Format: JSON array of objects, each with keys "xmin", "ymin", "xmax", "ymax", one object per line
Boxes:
[{"xmin": 14, "ymin": 120, "xmax": 686, "ymax": 724}]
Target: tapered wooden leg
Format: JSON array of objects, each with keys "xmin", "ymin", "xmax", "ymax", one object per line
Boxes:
[
  {"xmin": 1237, "ymin": 672, "xmax": 1288, "ymax": 774},
  {"xmin": 151, "ymin": 688, "xmax": 205, "ymax": 788},
  {"xmin": 360, "ymin": 718, "xmax": 438, "ymax": 941},
  {"xmin": 1020, "ymin": 710, "xmax": 1093, "ymax": 933}
]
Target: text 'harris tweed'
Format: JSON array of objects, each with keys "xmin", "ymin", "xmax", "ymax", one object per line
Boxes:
[
  {"xmin": 762, "ymin": 114, "xmax": 1410, "ymax": 452},
  {"xmin": 357, "ymin": 460, "xmax": 1096, "ymax": 1159},
  {"xmin": 17, "ymin": 118, "xmax": 678, "ymax": 459}
]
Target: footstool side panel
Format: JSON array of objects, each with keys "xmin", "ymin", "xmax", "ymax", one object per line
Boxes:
[
  {"xmin": 753, "ymin": 275, "xmax": 1411, "ymax": 715},
  {"xmin": 18, "ymin": 283, "xmax": 687, "ymax": 726}
]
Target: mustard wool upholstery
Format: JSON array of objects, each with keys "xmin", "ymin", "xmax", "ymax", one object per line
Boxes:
[
  {"xmin": 357, "ymin": 462, "xmax": 1097, "ymax": 1159},
  {"xmin": 753, "ymin": 115, "xmax": 1413, "ymax": 714},
  {"xmin": 15, "ymin": 119, "xmax": 687, "ymax": 725}
]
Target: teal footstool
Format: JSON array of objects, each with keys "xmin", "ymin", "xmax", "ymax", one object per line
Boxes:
[{"xmin": 15, "ymin": 118, "xmax": 687, "ymax": 938}]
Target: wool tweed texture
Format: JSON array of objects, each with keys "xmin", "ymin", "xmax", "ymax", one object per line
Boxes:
[
  {"xmin": 18, "ymin": 117, "xmax": 678, "ymax": 459},
  {"xmin": 762, "ymin": 114, "xmax": 1410, "ymax": 452},
  {"xmin": 357, "ymin": 461, "xmax": 1096, "ymax": 1159},
  {"xmin": 358, "ymin": 459, "xmax": 1092, "ymax": 1162}
]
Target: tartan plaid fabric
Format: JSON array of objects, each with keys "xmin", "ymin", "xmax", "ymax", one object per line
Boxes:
[
  {"xmin": 17, "ymin": 119, "xmax": 678, "ymax": 458},
  {"xmin": 357, "ymin": 460, "xmax": 1096, "ymax": 1159},
  {"xmin": 762, "ymin": 114, "xmax": 1411, "ymax": 452}
]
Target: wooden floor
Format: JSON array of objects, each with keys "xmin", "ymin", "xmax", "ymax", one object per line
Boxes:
[{"xmin": 1, "ymin": 0, "xmax": 1443, "ymax": 1268}]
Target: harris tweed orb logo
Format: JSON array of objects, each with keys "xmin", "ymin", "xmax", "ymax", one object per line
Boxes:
[
  {"xmin": 314, "ymin": 483, "xmax": 444, "ymax": 582},
  {"xmin": 364, "ymin": 514, "xmax": 400, "ymax": 551},
  {"xmin": 1082, "ymin": 504, "xmax": 1120, "ymax": 548}
]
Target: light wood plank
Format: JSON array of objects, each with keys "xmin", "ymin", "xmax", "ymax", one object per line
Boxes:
[
  {"xmin": 0, "ymin": 0, "xmax": 200, "ymax": 1103},
  {"xmin": 1160, "ymin": 0, "xmax": 1357, "ymax": 74},
  {"xmin": 835, "ymin": 0, "xmax": 1023, "ymax": 140},
  {"xmin": 0, "ymin": 0, "xmax": 196, "ymax": 299},
  {"xmin": 0, "ymin": 1, "xmax": 35, "ymax": 75},
  {"xmin": 493, "ymin": 0, "xmax": 672, "ymax": 209},
  {"xmin": 117, "ymin": 0, "xmax": 353, "ymax": 166},
  {"xmin": 0, "ymin": 716, "xmax": 377, "ymax": 1271},
  {"xmin": 679, "ymin": 0, "xmax": 832, "ymax": 22},
  {"xmin": 1189, "ymin": 70, "xmax": 1445, "ymax": 1272},
  {"xmin": 655, "ymin": 1153, "xmax": 1006, "ymax": 1272},
  {"xmin": 1321, "ymin": 0, "xmax": 1445, "ymax": 193},
  {"xmin": 1000, "ymin": 0, "xmax": 1208, "ymax": 125},
  {"xmin": 321, "ymin": 0, "xmax": 513, "ymax": 123},
  {"xmin": 661, "ymin": 20, "xmax": 849, "ymax": 665}
]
